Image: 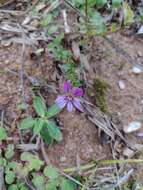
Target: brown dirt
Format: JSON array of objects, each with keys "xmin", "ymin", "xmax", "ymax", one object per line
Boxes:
[{"xmin": 1, "ymin": 32, "xmax": 143, "ymax": 181}]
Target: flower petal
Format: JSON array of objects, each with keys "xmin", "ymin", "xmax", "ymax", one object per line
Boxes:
[
  {"xmin": 55, "ymin": 96, "xmax": 67, "ymax": 109},
  {"xmin": 64, "ymin": 81, "xmax": 72, "ymax": 93},
  {"xmin": 136, "ymin": 133, "xmax": 143, "ymax": 137},
  {"xmin": 73, "ymin": 98, "xmax": 84, "ymax": 112},
  {"xmin": 67, "ymin": 101, "xmax": 73, "ymax": 112},
  {"xmin": 72, "ymin": 87, "xmax": 83, "ymax": 97}
]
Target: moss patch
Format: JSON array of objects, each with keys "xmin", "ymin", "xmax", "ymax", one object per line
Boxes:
[{"xmin": 93, "ymin": 77, "xmax": 109, "ymax": 113}]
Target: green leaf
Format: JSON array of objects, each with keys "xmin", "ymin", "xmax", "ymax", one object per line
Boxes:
[
  {"xmin": 8, "ymin": 185, "xmax": 18, "ymax": 190},
  {"xmin": 60, "ymin": 178, "xmax": 76, "ymax": 190},
  {"xmin": 20, "ymin": 152, "xmax": 44, "ymax": 171},
  {"xmin": 5, "ymin": 171, "xmax": 15, "ymax": 184},
  {"xmin": 0, "ymin": 127, "xmax": 7, "ymax": 140},
  {"xmin": 33, "ymin": 96, "xmax": 47, "ymax": 117},
  {"xmin": 112, "ymin": 0, "xmax": 122, "ymax": 8},
  {"xmin": 32, "ymin": 174, "xmax": 45, "ymax": 188},
  {"xmin": 40, "ymin": 126, "xmax": 53, "ymax": 144},
  {"xmin": 5, "ymin": 144, "xmax": 14, "ymax": 159},
  {"xmin": 46, "ymin": 121, "xmax": 62, "ymax": 142},
  {"xmin": 48, "ymin": 25, "xmax": 58, "ymax": 35},
  {"xmin": 46, "ymin": 104, "xmax": 61, "ymax": 118},
  {"xmin": 19, "ymin": 118, "xmax": 35, "ymax": 129},
  {"xmin": 0, "ymin": 158, "xmax": 6, "ymax": 167},
  {"xmin": 90, "ymin": 11, "xmax": 107, "ymax": 35},
  {"xmin": 45, "ymin": 180, "xmax": 57, "ymax": 190},
  {"xmin": 5, "ymin": 162, "xmax": 18, "ymax": 173},
  {"xmin": 41, "ymin": 14, "xmax": 52, "ymax": 27},
  {"xmin": 44, "ymin": 165, "xmax": 59, "ymax": 179},
  {"xmin": 123, "ymin": 2, "xmax": 134, "ymax": 25},
  {"xmin": 95, "ymin": 0, "xmax": 107, "ymax": 9},
  {"xmin": 33, "ymin": 118, "xmax": 45, "ymax": 135}
]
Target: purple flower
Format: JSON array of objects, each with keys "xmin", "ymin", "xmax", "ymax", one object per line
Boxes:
[
  {"xmin": 55, "ymin": 81, "xmax": 84, "ymax": 112},
  {"xmin": 136, "ymin": 133, "xmax": 143, "ymax": 137}
]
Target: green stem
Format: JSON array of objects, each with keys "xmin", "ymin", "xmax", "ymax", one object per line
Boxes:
[{"xmin": 63, "ymin": 159, "xmax": 143, "ymax": 173}]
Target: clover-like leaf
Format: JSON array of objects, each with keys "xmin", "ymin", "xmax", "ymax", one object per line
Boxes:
[
  {"xmin": 112, "ymin": 0, "xmax": 122, "ymax": 8},
  {"xmin": 33, "ymin": 96, "xmax": 47, "ymax": 117},
  {"xmin": 20, "ymin": 117, "xmax": 35, "ymax": 129},
  {"xmin": 32, "ymin": 174, "xmax": 45, "ymax": 188},
  {"xmin": 46, "ymin": 104, "xmax": 61, "ymax": 118},
  {"xmin": 44, "ymin": 165, "xmax": 59, "ymax": 179},
  {"xmin": 60, "ymin": 178, "xmax": 76, "ymax": 190},
  {"xmin": 33, "ymin": 118, "xmax": 45, "ymax": 135},
  {"xmin": 0, "ymin": 127, "xmax": 7, "ymax": 140},
  {"xmin": 21, "ymin": 152, "xmax": 44, "ymax": 171},
  {"xmin": 5, "ymin": 171, "xmax": 15, "ymax": 184},
  {"xmin": 95, "ymin": 0, "xmax": 107, "ymax": 9},
  {"xmin": 8, "ymin": 184, "xmax": 18, "ymax": 190},
  {"xmin": 5, "ymin": 144, "xmax": 14, "ymax": 159},
  {"xmin": 46, "ymin": 121, "xmax": 62, "ymax": 142},
  {"xmin": 45, "ymin": 180, "xmax": 57, "ymax": 190},
  {"xmin": 40, "ymin": 126, "xmax": 53, "ymax": 145}
]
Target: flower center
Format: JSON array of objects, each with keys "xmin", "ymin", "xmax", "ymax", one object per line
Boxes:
[{"xmin": 66, "ymin": 92, "xmax": 73, "ymax": 100}]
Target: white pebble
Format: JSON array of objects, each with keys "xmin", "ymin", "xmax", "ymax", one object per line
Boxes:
[
  {"xmin": 124, "ymin": 121, "xmax": 142, "ymax": 133},
  {"xmin": 132, "ymin": 66, "xmax": 142, "ymax": 74},
  {"xmin": 118, "ymin": 80, "xmax": 125, "ymax": 90}
]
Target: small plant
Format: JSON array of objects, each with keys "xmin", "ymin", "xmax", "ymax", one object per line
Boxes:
[
  {"xmin": 55, "ymin": 81, "xmax": 84, "ymax": 112},
  {"xmin": 20, "ymin": 96, "xmax": 62, "ymax": 143},
  {"xmin": 0, "ymin": 149, "xmax": 77, "ymax": 190},
  {"xmin": 0, "ymin": 144, "xmax": 28, "ymax": 189}
]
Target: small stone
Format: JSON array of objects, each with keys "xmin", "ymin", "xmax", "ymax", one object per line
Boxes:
[
  {"xmin": 137, "ymin": 25, "xmax": 143, "ymax": 35},
  {"xmin": 123, "ymin": 147, "xmax": 134, "ymax": 158},
  {"xmin": 137, "ymin": 51, "xmax": 143, "ymax": 57},
  {"xmin": 22, "ymin": 16, "xmax": 31, "ymax": 25},
  {"xmin": 132, "ymin": 66, "xmax": 143, "ymax": 74},
  {"xmin": 1, "ymin": 40, "xmax": 11, "ymax": 47},
  {"xmin": 124, "ymin": 121, "xmax": 142, "ymax": 133},
  {"xmin": 118, "ymin": 80, "xmax": 125, "ymax": 90},
  {"xmin": 60, "ymin": 156, "xmax": 66, "ymax": 162}
]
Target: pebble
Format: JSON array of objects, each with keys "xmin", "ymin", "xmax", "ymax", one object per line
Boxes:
[
  {"xmin": 60, "ymin": 156, "xmax": 66, "ymax": 162},
  {"xmin": 1, "ymin": 40, "xmax": 12, "ymax": 47},
  {"xmin": 124, "ymin": 121, "xmax": 142, "ymax": 133},
  {"xmin": 137, "ymin": 51, "xmax": 143, "ymax": 57},
  {"xmin": 123, "ymin": 147, "xmax": 135, "ymax": 158},
  {"xmin": 137, "ymin": 25, "xmax": 143, "ymax": 35},
  {"xmin": 118, "ymin": 80, "xmax": 125, "ymax": 90},
  {"xmin": 132, "ymin": 65, "xmax": 143, "ymax": 74}
]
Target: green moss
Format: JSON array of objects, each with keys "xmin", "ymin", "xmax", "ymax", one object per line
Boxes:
[{"xmin": 93, "ymin": 77, "xmax": 109, "ymax": 113}]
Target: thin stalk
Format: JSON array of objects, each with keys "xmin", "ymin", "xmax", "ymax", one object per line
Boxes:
[
  {"xmin": 85, "ymin": 0, "xmax": 89, "ymax": 22},
  {"xmin": 63, "ymin": 159, "xmax": 143, "ymax": 173}
]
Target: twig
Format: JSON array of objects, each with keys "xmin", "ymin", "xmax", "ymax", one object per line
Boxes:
[
  {"xmin": 40, "ymin": 139, "xmax": 51, "ymax": 165},
  {"xmin": 114, "ymin": 169, "xmax": 134, "ymax": 188},
  {"xmin": 19, "ymin": 25, "xmax": 29, "ymax": 116},
  {"xmin": 0, "ymin": 9, "xmax": 25, "ymax": 15},
  {"xmin": 24, "ymin": 178, "xmax": 36, "ymax": 190},
  {"xmin": 63, "ymin": 0, "xmax": 82, "ymax": 17},
  {"xmin": 44, "ymin": 0, "xmax": 61, "ymax": 14},
  {"xmin": 0, "ymin": 0, "xmax": 15, "ymax": 8},
  {"xmin": 62, "ymin": 9, "xmax": 70, "ymax": 34}
]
